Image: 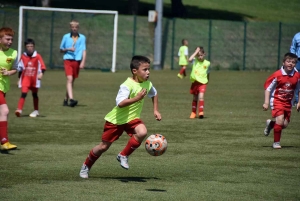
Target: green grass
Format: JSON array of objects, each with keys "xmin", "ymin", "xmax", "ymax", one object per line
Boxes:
[{"xmin": 1, "ymin": 70, "xmax": 300, "ymax": 200}]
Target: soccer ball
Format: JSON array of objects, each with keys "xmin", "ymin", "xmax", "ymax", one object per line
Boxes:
[{"xmin": 145, "ymin": 134, "xmax": 167, "ymax": 156}]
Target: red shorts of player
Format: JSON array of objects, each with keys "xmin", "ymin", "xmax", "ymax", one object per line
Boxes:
[
  {"xmin": 0, "ymin": 91, "xmax": 6, "ymax": 105},
  {"xmin": 272, "ymin": 109, "xmax": 291, "ymax": 122},
  {"xmin": 102, "ymin": 118, "xmax": 144, "ymax": 143},
  {"xmin": 64, "ymin": 60, "xmax": 80, "ymax": 78},
  {"xmin": 190, "ymin": 81, "xmax": 207, "ymax": 95},
  {"xmin": 21, "ymin": 86, "xmax": 38, "ymax": 93}
]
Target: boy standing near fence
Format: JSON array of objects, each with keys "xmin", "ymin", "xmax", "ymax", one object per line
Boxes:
[
  {"xmin": 15, "ymin": 38, "xmax": 46, "ymax": 118},
  {"xmin": 177, "ymin": 39, "xmax": 189, "ymax": 79},
  {"xmin": 188, "ymin": 46, "xmax": 210, "ymax": 119},
  {"xmin": 263, "ymin": 52, "xmax": 300, "ymax": 149},
  {"xmin": 0, "ymin": 27, "xmax": 18, "ymax": 150},
  {"xmin": 79, "ymin": 55, "xmax": 161, "ymax": 178}
]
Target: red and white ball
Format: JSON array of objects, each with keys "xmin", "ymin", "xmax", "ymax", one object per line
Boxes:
[{"xmin": 145, "ymin": 134, "xmax": 167, "ymax": 156}]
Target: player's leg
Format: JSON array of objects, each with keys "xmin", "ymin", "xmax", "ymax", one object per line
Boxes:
[
  {"xmin": 273, "ymin": 114, "xmax": 285, "ymax": 149},
  {"xmin": 0, "ymin": 92, "xmax": 16, "ymax": 150},
  {"xmin": 29, "ymin": 88, "xmax": 39, "ymax": 117},
  {"xmin": 190, "ymin": 94, "xmax": 197, "ymax": 118},
  {"xmin": 198, "ymin": 84, "xmax": 207, "ymax": 119},
  {"xmin": 118, "ymin": 119, "xmax": 147, "ymax": 169},
  {"xmin": 264, "ymin": 118, "xmax": 275, "ymax": 136},
  {"xmin": 177, "ymin": 65, "xmax": 186, "ymax": 79},
  {"xmin": 80, "ymin": 121, "xmax": 122, "ymax": 178},
  {"xmin": 15, "ymin": 86, "xmax": 29, "ymax": 117}
]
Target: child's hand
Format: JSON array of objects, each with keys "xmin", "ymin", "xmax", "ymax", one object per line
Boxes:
[
  {"xmin": 262, "ymin": 103, "xmax": 269, "ymax": 111},
  {"xmin": 37, "ymin": 73, "xmax": 43, "ymax": 80},
  {"xmin": 296, "ymin": 103, "xmax": 300, "ymax": 112},
  {"xmin": 154, "ymin": 111, "xmax": 161, "ymax": 121},
  {"xmin": 1, "ymin": 68, "xmax": 9, "ymax": 76},
  {"xmin": 136, "ymin": 89, "xmax": 147, "ymax": 101}
]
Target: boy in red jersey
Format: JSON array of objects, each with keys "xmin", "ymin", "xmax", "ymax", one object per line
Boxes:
[
  {"xmin": 0, "ymin": 27, "xmax": 18, "ymax": 150},
  {"xmin": 263, "ymin": 52, "xmax": 300, "ymax": 149},
  {"xmin": 15, "ymin": 38, "xmax": 46, "ymax": 118},
  {"xmin": 188, "ymin": 46, "xmax": 210, "ymax": 119},
  {"xmin": 79, "ymin": 55, "xmax": 161, "ymax": 178}
]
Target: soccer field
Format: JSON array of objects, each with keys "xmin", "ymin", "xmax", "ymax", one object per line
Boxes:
[{"xmin": 1, "ymin": 70, "xmax": 299, "ymax": 201}]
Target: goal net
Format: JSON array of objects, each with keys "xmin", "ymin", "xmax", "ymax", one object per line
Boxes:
[{"xmin": 18, "ymin": 6, "xmax": 118, "ymax": 72}]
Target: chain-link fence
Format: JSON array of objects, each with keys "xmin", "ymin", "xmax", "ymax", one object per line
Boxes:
[{"xmin": 1, "ymin": 9, "xmax": 299, "ymax": 71}]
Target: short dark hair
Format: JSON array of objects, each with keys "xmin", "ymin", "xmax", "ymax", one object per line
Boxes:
[
  {"xmin": 24, "ymin": 38, "xmax": 35, "ymax": 46},
  {"xmin": 283, "ymin": 52, "xmax": 297, "ymax": 62},
  {"xmin": 130, "ymin": 55, "xmax": 150, "ymax": 72}
]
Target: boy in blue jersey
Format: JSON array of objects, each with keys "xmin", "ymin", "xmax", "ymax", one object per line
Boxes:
[
  {"xmin": 60, "ymin": 20, "xmax": 86, "ymax": 107},
  {"xmin": 79, "ymin": 55, "xmax": 161, "ymax": 178}
]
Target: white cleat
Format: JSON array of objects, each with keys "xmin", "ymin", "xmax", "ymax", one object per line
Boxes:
[
  {"xmin": 29, "ymin": 110, "xmax": 39, "ymax": 118},
  {"xmin": 79, "ymin": 164, "xmax": 89, "ymax": 178},
  {"xmin": 273, "ymin": 142, "xmax": 282, "ymax": 149},
  {"xmin": 264, "ymin": 119, "xmax": 272, "ymax": 136},
  {"xmin": 116, "ymin": 153, "xmax": 129, "ymax": 170}
]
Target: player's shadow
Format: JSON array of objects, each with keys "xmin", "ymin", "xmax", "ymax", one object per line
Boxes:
[
  {"xmin": 146, "ymin": 189, "xmax": 167, "ymax": 192},
  {"xmin": 262, "ymin": 146, "xmax": 294, "ymax": 149},
  {"xmin": 0, "ymin": 149, "xmax": 18, "ymax": 154},
  {"xmin": 18, "ymin": 115, "xmax": 46, "ymax": 118},
  {"xmin": 96, "ymin": 176, "xmax": 160, "ymax": 183}
]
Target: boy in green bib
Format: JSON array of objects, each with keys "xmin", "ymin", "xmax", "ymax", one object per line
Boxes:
[
  {"xmin": 177, "ymin": 39, "xmax": 189, "ymax": 79},
  {"xmin": 0, "ymin": 27, "xmax": 18, "ymax": 150},
  {"xmin": 189, "ymin": 46, "xmax": 211, "ymax": 119},
  {"xmin": 79, "ymin": 55, "xmax": 161, "ymax": 178}
]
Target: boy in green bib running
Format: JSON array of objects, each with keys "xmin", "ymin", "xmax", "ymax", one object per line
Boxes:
[
  {"xmin": 177, "ymin": 39, "xmax": 189, "ymax": 79},
  {"xmin": 79, "ymin": 55, "xmax": 162, "ymax": 178}
]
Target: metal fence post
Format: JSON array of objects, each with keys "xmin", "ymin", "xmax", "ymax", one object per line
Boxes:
[
  {"xmin": 132, "ymin": 14, "xmax": 136, "ymax": 57},
  {"xmin": 243, "ymin": 21, "xmax": 247, "ymax": 70},
  {"xmin": 49, "ymin": 11, "xmax": 55, "ymax": 68},
  {"xmin": 208, "ymin": 20, "xmax": 212, "ymax": 61},
  {"xmin": 171, "ymin": 17, "xmax": 175, "ymax": 70},
  {"xmin": 277, "ymin": 22, "xmax": 282, "ymax": 69}
]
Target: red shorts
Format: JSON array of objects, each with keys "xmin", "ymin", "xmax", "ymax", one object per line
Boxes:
[
  {"xmin": 21, "ymin": 86, "xmax": 38, "ymax": 93},
  {"xmin": 102, "ymin": 119, "xmax": 144, "ymax": 143},
  {"xmin": 190, "ymin": 81, "xmax": 207, "ymax": 95},
  {"xmin": 0, "ymin": 91, "xmax": 6, "ymax": 105},
  {"xmin": 64, "ymin": 60, "xmax": 80, "ymax": 78},
  {"xmin": 272, "ymin": 109, "xmax": 291, "ymax": 122}
]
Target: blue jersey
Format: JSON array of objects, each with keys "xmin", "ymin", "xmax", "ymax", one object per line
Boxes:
[
  {"xmin": 60, "ymin": 33, "xmax": 86, "ymax": 61},
  {"xmin": 290, "ymin": 32, "xmax": 300, "ymax": 58}
]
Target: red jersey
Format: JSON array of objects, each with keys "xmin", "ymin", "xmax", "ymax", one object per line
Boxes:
[
  {"xmin": 18, "ymin": 51, "xmax": 46, "ymax": 88},
  {"xmin": 264, "ymin": 67, "xmax": 300, "ymax": 111}
]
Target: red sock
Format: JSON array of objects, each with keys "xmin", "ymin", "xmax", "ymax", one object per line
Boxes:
[
  {"xmin": 273, "ymin": 123, "xmax": 282, "ymax": 142},
  {"xmin": 84, "ymin": 149, "xmax": 100, "ymax": 169},
  {"xmin": 179, "ymin": 67, "xmax": 186, "ymax": 75},
  {"xmin": 17, "ymin": 97, "xmax": 25, "ymax": 110},
  {"xmin": 120, "ymin": 137, "xmax": 141, "ymax": 156},
  {"xmin": 198, "ymin": 100, "xmax": 204, "ymax": 112},
  {"xmin": 192, "ymin": 101, "xmax": 197, "ymax": 113},
  {"xmin": 0, "ymin": 121, "xmax": 8, "ymax": 144},
  {"xmin": 33, "ymin": 97, "xmax": 39, "ymax": 110},
  {"xmin": 270, "ymin": 120, "xmax": 275, "ymax": 129}
]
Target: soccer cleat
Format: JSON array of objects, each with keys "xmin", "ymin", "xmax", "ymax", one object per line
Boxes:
[
  {"xmin": 69, "ymin": 99, "xmax": 78, "ymax": 107},
  {"xmin": 177, "ymin": 73, "xmax": 184, "ymax": 79},
  {"xmin": 264, "ymin": 119, "xmax": 272, "ymax": 136},
  {"xmin": 63, "ymin": 99, "xmax": 68, "ymax": 106},
  {"xmin": 199, "ymin": 112, "xmax": 204, "ymax": 119},
  {"xmin": 1, "ymin": 142, "xmax": 17, "ymax": 150},
  {"xmin": 79, "ymin": 164, "xmax": 90, "ymax": 178},
  {"xmin": 29, "ymin": 110, "xmax": 39, "ymax": 118},
  {"xmin": 189, "ymin": 112, "xmax": 196, "ymax": 119},
  {"xmin": 116, "ymin": 153, "xmax": 129, "ymax": 170},
  {"xmin": 273, "ymin": 142, "xmax": 281, "ymax": 149},
  {"xmin": 15, "ymin": 109, "xmax": 22, "ymax": 117}
]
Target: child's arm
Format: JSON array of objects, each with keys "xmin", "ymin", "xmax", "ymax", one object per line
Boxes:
[
  {"xmin": 118, "ymin": 88, "xmax": 147, "ymax": 108},
  {"xmin": 263, "ymin": 89, "xmax": 271, "ymax": 111},
  {"xmin": 188, "ymin": 47, "xmax": 200, "ymax": 62},
  {"xmin": 152, "ymin": 95, "xmax": 161, "ymax": 121}
]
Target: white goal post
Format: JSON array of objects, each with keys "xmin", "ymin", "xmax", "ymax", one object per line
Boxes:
[{"xmin": 18, "ymin": 6, "xmax": 118, "ymax": 72}]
